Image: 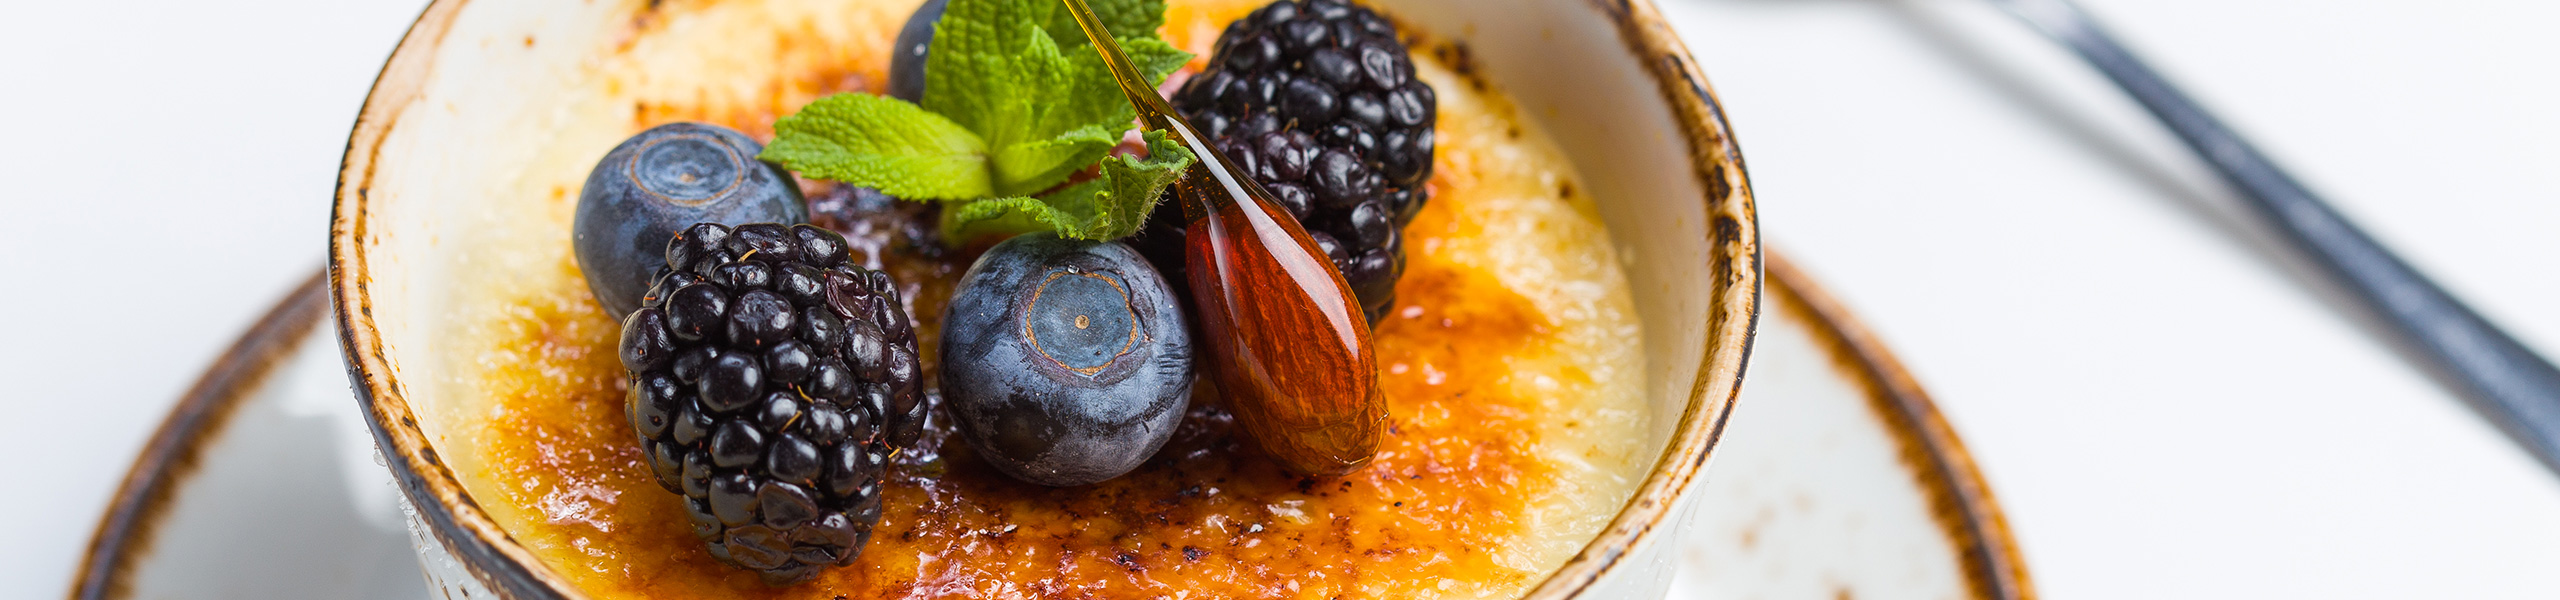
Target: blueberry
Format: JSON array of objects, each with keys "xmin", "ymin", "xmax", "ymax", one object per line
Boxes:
[
  {"xmin": 886, "ymin": 0, "xmax": 948, "ymax": 103},
  {"xmin": 939, "ymin": 234, "xmax": 1192, "ymax": 487},
  {"xmin": 573, "ymin": 123, "xmax": 808, "ymax": 319}
]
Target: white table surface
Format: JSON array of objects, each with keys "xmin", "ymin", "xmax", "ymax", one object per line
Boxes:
[{"xmin": 3, "ymin": 0, "xmax": 2554, "ymax": 597}]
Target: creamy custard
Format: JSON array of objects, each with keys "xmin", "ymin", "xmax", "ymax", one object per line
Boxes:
[{"xmin": 432, "ymin": 0, "xmax": 1647, "ymax": 597}]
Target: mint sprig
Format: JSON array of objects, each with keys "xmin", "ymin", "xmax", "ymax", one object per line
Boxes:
[
  {"xmin": 942, "ymin": 130, "xmax": 1193, "ymax": 241},
  {"xmin": 762, "ymin": 94, "xmax": 992, "ymax": 200},
  {"xmin": 759, "ymin": 0, "xmax": 1194, "ymax": 242}
]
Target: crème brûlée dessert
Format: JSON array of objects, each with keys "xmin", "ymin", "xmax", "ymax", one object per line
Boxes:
[{"xmin": 420, "ymin": 0, "xmax": 1653, "ymax": 597}]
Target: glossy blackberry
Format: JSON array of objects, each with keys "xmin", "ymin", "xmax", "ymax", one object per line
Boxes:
[
  {"xmin": 618, "ymin": 222, "xmax": 925, "ymax": 586},
  {"xmin": 1146, "ymin": 0, "xmax": 1437, "ymax": 323}
]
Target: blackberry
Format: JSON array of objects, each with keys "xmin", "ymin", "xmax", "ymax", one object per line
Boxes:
[
  {"xmin": 1143, "ymin": 0, "xmax": 1437, "ymax": 324},
  {"xmin": 617, "ymin": 222, "xmax": 925, "ymax": 586}
]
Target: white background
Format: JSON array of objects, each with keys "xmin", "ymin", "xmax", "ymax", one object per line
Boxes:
[{"xmin": 2, "ymin": 0, "xmax": 2555, "ymax": 597}]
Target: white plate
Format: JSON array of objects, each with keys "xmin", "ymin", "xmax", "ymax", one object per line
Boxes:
[{"xmin": 70, "ymin": 257, "xmax": 2029, "ymax": 599}]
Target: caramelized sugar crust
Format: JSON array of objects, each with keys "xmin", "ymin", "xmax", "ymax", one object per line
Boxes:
[{"xmin": 444, "ymin": 1, "xmax": 1645, "ymax": 598}]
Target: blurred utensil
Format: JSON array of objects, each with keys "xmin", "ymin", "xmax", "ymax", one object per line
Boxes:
[{"xmin": 1988, "ymin": 0, "xmax": 2560, "ymax": 475}]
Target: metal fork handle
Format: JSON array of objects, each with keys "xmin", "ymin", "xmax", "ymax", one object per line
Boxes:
[{"xmin": 1991, "ymin": 0, "xmax": 2560, "ymax": 474}]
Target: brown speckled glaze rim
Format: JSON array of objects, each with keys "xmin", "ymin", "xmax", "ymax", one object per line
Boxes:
[
  {"xmin": 67, "ymin": 271, "xmax": 330, "ymax": 600},
  {"xmin": 327, "ymin": 0, "xmax": 581, "ymax": 596},
  {"xmin": 1519, "ymin": 0, "xmax": 1763, "ymax": 596},
  {"xmin": 1764, "ymin": 253, "xmax": 2036, "ymax": 600},
  {"xmin": 323, "ymin": 0, "xmax": 1757, "ymax": 598}
]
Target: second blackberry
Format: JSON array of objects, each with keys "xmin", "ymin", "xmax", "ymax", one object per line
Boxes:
[{"xmin": 1143, "ymin": 0, "xmax": 1437, "ymax": 324}]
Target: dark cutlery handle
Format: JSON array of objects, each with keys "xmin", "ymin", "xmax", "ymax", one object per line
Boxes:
[{"xmin": 1993, "ymin": 0, "xmax": 2560, "ymax": 471}]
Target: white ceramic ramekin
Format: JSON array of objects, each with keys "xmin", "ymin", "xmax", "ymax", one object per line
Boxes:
[{"xmin": 328, "ymin": 0, "xmax": 1761, "ymax": 597}]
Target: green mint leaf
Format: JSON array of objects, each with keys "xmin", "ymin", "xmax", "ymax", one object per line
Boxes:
[
  {"xmin": 1065, "ymin": 129, "xmax": 1196, "ymax": 239},
  {"xmin": 988, "ymin": 124, "xmax": 1117, "ymax": 198},
  {"xmin": 937, "ymin": 196, "xmax": 1061, "ymax": 243},
  {"xmin": 1114, "ymin": 37, "xmax": 1193, "ymax": 84},
  {"xmin": 763, "ymin": 0, "xmax": 1194, "ymax": 243},
  {"xmin": 927, "ymin": 0, "xmax": 1191, "ymax": 197},
  {"xmin": 923, "ymin": 0, "xmax": 1083, "ymax": 194},
  {"xmin": 1034, "ymin": 0, "xmax": 1165, "ymax": 50},
  {"xmin": 758, "ymin": 93, "xmax": 991, "ymax": 200},
  {"xmin": 941, "ymin": 130, "xmax": 1196, "ymax": 242}
]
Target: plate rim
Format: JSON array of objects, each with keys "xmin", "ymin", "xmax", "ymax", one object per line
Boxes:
[
  {"xmin": 68, "ymin": 257, "xmax": 2032, "ymax": 599},
  {"xmin": 1763, "ymin": 252, "xmax": 2037, "ymax": 600},
  {"xmin": 69, "ymin": 271, "xmax": 331, "ymax": 600}
]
